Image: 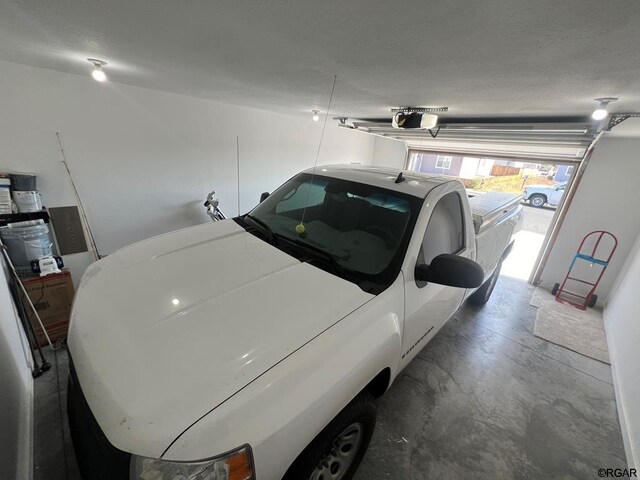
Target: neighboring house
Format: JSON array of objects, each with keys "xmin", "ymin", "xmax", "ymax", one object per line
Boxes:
[
  {"xmin": 554, "ymin": 164, "xmax": 575, "ymax": 182},
  {"xmin": 408, "ymin": 153, "xmax": 494, "ymax": 179},
  {"xmin": 522, "ymin": 162, "xmax": 544, "ymax": 176},
  {"xmin": 459, "ymin": 157, "xmax": 494, "ymax": 178}
]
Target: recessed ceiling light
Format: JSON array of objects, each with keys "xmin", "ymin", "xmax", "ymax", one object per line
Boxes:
[
  {"xmin": 312, "ymin": 110, "xmax": 320, "ymax": 122},
  {"xmin": 592, "ymin": 97, "xmax": 617, "ymax": 120},
  {"xmin": 87, "ymin": 58, "xmax": 108, "ymax": 82}
]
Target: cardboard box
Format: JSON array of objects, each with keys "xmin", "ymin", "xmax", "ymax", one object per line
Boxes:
[{"xmin": 20, "ymin": 269, "xmax": 75, "ymax": 346}]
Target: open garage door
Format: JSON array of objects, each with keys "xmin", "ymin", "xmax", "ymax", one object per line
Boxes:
[
  {"xmin": 338, "ymin": 116, "xmax": 599, "ymax": 283},
  {"xmin": 339, "ymin": 117, "xmax": 596, "ymax": 163}
]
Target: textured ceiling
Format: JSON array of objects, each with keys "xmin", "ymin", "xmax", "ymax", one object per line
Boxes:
[{"xmin": 1, "ymin": 0, "xmax": 639, "ymax": 130}]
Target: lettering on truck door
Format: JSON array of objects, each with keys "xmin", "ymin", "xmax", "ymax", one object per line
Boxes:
[{"xmin": 400, "ymin": 191, "xmax": 472, "ymax": 368}]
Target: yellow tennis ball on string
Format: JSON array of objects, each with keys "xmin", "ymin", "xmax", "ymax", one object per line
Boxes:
[{"xmin": 295, "ymin": 223, "xmax": 306, "ymax": 235}]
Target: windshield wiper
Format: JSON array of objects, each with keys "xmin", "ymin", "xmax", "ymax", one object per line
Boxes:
[
  {"xmin": 244, "ymin": 215, "xmax": 276, "ymax": 244},
  {"xmin": 277, "ymin": 236, "xmax": 346, "ymax": 277}
]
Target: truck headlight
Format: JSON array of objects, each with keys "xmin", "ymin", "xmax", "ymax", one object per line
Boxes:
[{"xmin": 130, "ymin": 445, "xmax": 254, "ymax": 480}]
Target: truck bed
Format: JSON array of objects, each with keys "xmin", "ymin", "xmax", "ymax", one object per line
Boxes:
[{"xmin": 467, "ymin": 191, "xmax": 522, "ymax": 234}]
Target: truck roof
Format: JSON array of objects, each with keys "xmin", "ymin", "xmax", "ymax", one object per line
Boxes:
[{"xmin": 302, "ymin": 164, "xmax": 456, "ymax": 198}]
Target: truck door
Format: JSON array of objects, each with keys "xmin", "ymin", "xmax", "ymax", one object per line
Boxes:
[
  {"xmin": 549, "ymin": 184, "xmax": 565, "ymax": 205},
  {"xmin": 400, "ymin": 191, "xmax": 471, "ymax": 369}
]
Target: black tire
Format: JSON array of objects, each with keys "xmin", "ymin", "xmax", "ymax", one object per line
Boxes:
[
  {"xmin": 551, "ymin": 282, "xmax": 560, "ymax": 295},
  {"xmin": 468, "ymin": 262, "xmax": 501, "ymax": 306},
  {"xmin": 282, "ymin": 392, "xmax": 376, "ymax": 480},
  {"xmin": 588, "ymin": 294, "xmax": 598, "ymax": 308},
  {"xmin": 529, "ymin": 194, "xmax": 547, "ymax": 208}
]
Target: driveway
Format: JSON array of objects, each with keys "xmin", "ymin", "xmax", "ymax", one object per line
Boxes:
[
  {"xmin": 502, "ymin": 205, "xmax": 555, "ymax": 280},
  {"xmin": 521, "ymin": 204, "xmax": 556, "ymax": 234}
]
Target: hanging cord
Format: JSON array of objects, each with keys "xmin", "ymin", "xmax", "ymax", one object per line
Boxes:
[
  {"xmin": 9, "ymin": 270, "xmax": 37, "ymax": 371},
  {"xmin": 296, "ymin": 75, "xmax": 338, "ymax": 234},
  {"xmin": 0, "ymin": 241, "xmax": 63, "ymax": 351},
  {"xmin": 56, "ymin": 132, "xmax": 101, "ymax": 261}
]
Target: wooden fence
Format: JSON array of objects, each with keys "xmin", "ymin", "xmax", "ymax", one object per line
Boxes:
[{"xmin": 490, "ymin": 165, "xmax": 521, "ymax": 177}]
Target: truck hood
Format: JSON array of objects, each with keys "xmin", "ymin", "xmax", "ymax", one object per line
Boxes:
[{"xmin": 68, "ymin": 220, "xmax": 373, "ymax": 458}]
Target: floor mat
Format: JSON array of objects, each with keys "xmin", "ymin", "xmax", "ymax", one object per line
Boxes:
[{"xmin": 530, "ymin": 287, "xmax": 609, "ymax": 364}]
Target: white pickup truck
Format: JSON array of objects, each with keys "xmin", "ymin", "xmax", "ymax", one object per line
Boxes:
[{"xmin": 67, "ymin": 165, "xmax": 522, "ymax": 480}]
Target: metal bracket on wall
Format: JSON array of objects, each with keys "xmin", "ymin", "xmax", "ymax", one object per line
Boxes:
[{"xmin": 606, "ymin": 112, "xmax": 640, "ymax": 131}]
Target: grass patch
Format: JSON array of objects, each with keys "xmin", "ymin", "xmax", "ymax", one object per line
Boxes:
[{"xmin": 464, "ymin": 174, "xmax": 556, "ymax": 194}]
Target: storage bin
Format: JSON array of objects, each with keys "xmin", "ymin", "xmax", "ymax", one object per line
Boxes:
[
  {"xmin": 12, "ymin": 190, "xmax": 42, "ymax": 213},
  {"xmin": 9, "ymin": 173, "xmax": 37, "ymax": 191},
  {"xmin": 0, "ymin": 221, "xmax": 52, "ymax": 265}
]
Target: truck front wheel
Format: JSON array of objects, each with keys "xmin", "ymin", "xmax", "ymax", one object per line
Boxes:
[
  {"xmin": 529, "ymin": 194, "xmax": 546, "ymax": 207},
  {"xmin": 468, "ymin": 262, "xmax": 501, "ymax": 306},
  {"xmin": 282, "ymin": 392, "xmax": 376, "ymax": 480}
]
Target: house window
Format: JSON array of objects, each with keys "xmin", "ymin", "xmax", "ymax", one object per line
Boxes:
[
  {"xmin": 566, "ymin": 166, "xmax": 575, "ymax": 176},
  {"xmin": 435, "ymin": 155, "xmax": 452, "ymax": 170}
]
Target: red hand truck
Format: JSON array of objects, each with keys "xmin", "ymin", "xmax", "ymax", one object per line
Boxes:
[{"xmin": 551, "ymin": 230, "xmax": 617, "ymax": 310}]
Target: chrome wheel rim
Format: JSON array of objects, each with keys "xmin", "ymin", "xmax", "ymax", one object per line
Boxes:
[
  {"xmin": 309, "ymin": 422, "xmax": 363, "ymax": 480},
  {"xmin": 531, "ymin": 196, "xmax": 544, "ymax": 207}
]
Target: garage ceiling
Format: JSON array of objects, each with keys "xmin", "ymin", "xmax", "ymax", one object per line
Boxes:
[{"xmin": 1, "ymin": 0, "xmax": 640, "ymax": 132}]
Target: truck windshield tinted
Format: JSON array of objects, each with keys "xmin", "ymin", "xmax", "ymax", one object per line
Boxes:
[{"xmin": 239, "ymin": 173, "xmax": 422, "ymax": 294}]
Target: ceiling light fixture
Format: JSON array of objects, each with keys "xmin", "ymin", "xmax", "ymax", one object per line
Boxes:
[
  {"xmin": 88, "ymin": 58, "xmax": 108, "ymax": 82},
  {"xmin": 312, "ymin": 110, "xmax": 320, "ymax": 122},
  {"xmin": 592, "ymin": 97, "xmax": 617, "ymax": 120}
]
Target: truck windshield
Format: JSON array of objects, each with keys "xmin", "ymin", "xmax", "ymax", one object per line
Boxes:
[{"xmin": 238, "ymin": 173, "xmax": 422, "ymax": 294}]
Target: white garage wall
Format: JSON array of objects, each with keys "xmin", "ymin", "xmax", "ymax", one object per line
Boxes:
[
  {"xmin": 0, "ymin": 60, "xmax": 374, "ymax": 283},
  {"xmin": 539, "ymin": 137, "xmax": 640, "ymax": 300},
  {"xmin": 0, "ymin": 262, "xmax": 34, "ymax": 480},
  {"xmin": 605, "ymin": 232, "xmax": 640, "ymax": 468},
  {"xmin": 371, "ymin": 136, "xmax": 407, "ymax": 169}
]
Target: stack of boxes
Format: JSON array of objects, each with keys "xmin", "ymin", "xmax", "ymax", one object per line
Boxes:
[{"xmin": 20, "ymin": 271, "xmax": 75, "ymax": 346}]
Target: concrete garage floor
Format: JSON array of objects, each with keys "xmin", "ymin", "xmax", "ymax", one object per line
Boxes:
[
  {"xmin": 34, "ymin": 276, "xmax": 625, "ymax": 480},
  {"xmin": 33, "ymin": 346, "xmax": 80, "ymax": 480},
  {"xmin": 355, "ymin": 276, "xmax": 625, "ymax": 480},
  {"xmin": 502, "ymin": 205, "xmax": 555, "ymax": 280}
]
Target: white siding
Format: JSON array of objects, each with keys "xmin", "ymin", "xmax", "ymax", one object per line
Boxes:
[{"xmin": 458, "ymin": 157, "xmax": 480, "ymax": 179}]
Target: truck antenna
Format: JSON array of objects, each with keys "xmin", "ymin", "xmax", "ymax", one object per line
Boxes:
[{"xmin": 296, "ymin": 75, "xmax": 338, "ymax": 236}]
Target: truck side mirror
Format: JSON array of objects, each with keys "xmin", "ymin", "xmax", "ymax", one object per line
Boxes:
[
  {"xmin": 415, "ymin": 254, "xmax": 484, "ymax": 288},
  {"xmin": 260, "ymin": 192, "xmax": 270, "ymax": 203}
]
